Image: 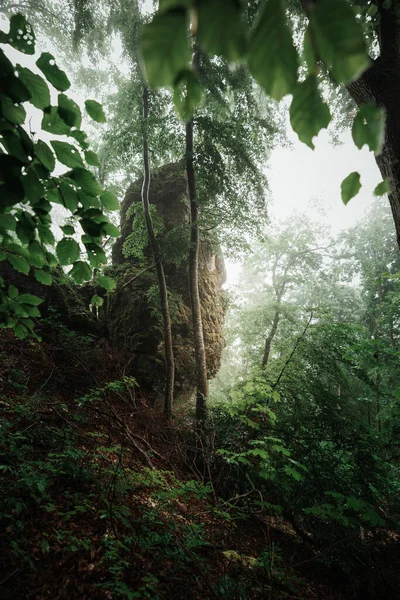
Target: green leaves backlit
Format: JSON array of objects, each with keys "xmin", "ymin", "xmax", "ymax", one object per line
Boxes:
[
  {"xmin": 0, "ymin": 14, "xmax": 115, "ymax": 339},
  {"xmin": 197, "ymin": 0, "xmax": 247, "ymax": 61},
  {"xmin": 141, "ymin": 10, "xmax": 191, "ymax": 88},
  {"xmin": 36, "ymin": 52, "xmax": 70, "ymax": 91},
  {"xmin": 51, "ymin": 141, "xmax": 84, "ymax": 169},
  {"xmin": 56, "ymin": 238, "xmax": 81, "ymax": 265},
  {"xmin": 85, "ymin": 100, "xmax": 106, "ymax": 123},
  {"xmin": 0, "ymin": 14, "xmax": 35, "ymax": 55},
  {"xmin": 248, "ymin": 0, "xmax": 298, "ymax": 101},
  {"xmin": 290, "ymin": 76, "xmax": 331, "ymax": 148},
  {"xmin": 352, "ymin": 103, "xmax": 385, "ymax": 155},
  {"xmin": 17, "ymin": 66, "xmax": 50, "ymax": 109},
  {"xmin": 173, "ymin": 70, "xmax": 203, "ymax": 122},
  {"xmin": 341, "ymin": 172, "xmax": 361, "ymax": 204},
  {"xmin": 310, "ymin": 0, "xmax": 369, "ymax": 83}
]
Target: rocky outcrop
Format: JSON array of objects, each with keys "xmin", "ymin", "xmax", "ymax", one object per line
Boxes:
[{"xmin": 108, "ymin": 162, "xmax": 226, "ymax": 400}]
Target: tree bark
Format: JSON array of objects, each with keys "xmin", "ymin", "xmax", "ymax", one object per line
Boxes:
[
  {"xmin": 186, "ymin": 118, "xmax": 208, "ymax": 421},
  {"xmin": 142, "ymin": 87, "xmax": 175, "ymax": 418},
  {"xmin": 262, "ymin": 305, "xmax": 281, "ymax": 368}
]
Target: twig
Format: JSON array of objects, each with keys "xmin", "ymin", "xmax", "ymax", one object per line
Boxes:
[
  {"xmin": 0, "ymin": 568, "xmax": 20, "ymax": 586},
  {"xmin": 272, "ymin": 311, "xmax": 313, "ymax": 390}
]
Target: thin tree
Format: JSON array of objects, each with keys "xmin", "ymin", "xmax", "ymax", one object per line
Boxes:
[
  {"xmin": 141, "ymin": 86, "xmax": 175, "ymax": 418},
  {"xmin": 186, "ymin": 116, "xmax": 208, "ymax": 421}
]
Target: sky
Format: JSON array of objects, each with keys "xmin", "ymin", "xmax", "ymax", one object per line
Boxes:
[{"xmin": 224, "ymin": 125, "xmax": 382, "ymax": 286}]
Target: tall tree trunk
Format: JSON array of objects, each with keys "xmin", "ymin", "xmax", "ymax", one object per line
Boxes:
[
  {"xmin": 142, "ymin": 87, "xmax": 175, "ymax": 418},
  {"xmin": 186, "ymin": 118, "xmax": 208, "ymax": 421},
  {"xmin": 262, "ymin": 305, "xmax": 281, "ymax": 368}
]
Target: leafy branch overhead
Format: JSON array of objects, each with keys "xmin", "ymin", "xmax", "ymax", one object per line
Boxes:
[
  {"xmin": 141, "ymin": 0, "xmax": 385, "ymax": 202},
  {"xmin": 0, "ymin": 14, "xmax": 119, "ymax": 339}
]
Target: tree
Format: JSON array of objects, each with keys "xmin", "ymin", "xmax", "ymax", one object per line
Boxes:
[
  {"xmin": 0, "ymin": 13, "xmax": 117, "ymax": 339},
  {"xmin": 140, "ymin": 0, "xmax": 400, "ymax": 248},
  {"xmin": 142, "ymin": 86, "xmax": 175, "ymax": 418}
]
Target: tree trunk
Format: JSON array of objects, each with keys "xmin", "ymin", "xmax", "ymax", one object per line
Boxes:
[
  {"xmin": 262, "ymin": 306, "xmax": 281, "ymax": 368},
  {"xmin": 186, "ymin": 118, "xmax": 208, "ymax": 421},
  {"xmin": 141, "ymin": 87, "xmax": 175, "ymax": 418}
]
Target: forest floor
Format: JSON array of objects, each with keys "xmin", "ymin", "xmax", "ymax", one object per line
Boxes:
[{"xmin": 0, "ymin": 326, "xmax": 392, "ymax": 599}]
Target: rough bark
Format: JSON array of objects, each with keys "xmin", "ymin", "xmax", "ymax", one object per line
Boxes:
[
  {"xmin": 262, "ymin": 305, "xmax": 281, "ymax": 368},
  {"xmin": 142, "ymin": 87, "xmax": 175, "ymax": 418},
  {"xmin": 186, "ymin": 118, "xmax": 208, "ymax": 421}
]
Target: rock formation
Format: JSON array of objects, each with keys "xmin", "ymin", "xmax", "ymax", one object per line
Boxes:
[{"xmin": 108, "ymin": 161, "xmax": 226, "ymax": 401}]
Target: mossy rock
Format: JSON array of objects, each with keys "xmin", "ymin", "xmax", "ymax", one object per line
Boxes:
[{"xmin": 108, "ymin": 162, "xmax": 226, "ymax": 401}]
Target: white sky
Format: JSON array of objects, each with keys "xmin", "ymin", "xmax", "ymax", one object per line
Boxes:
[{"xmin": 225, "ymin": 124, "xmax": 382, "ymax": 286}]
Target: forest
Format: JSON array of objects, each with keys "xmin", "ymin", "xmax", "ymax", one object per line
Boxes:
[{"xmin": 0, "ymin": 0, "xmax": 399, "ymax": 598}]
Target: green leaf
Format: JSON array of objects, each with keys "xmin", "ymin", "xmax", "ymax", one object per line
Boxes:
[
  {"xmin": 100, "ymin": 191, "xmax": 119, "ymax": 211},
  {"xmin": 29, "ymin": 240, "xmax": 47, "ymax": 267},
  {"xmin": 352, "ymin": 103, "xmax": 385, "ymax": 155},
  {"xmin": 45, "ymin": 251, "xmax": 58, "ymax": 267},
  {"xmin": 0, "ymin": 180, "xmax": 25, "ymax": 209},
  {"xmin": 341, "ymin": 171, "xmax": 361, "ymax": 204},
  {"xmin": 50, "ymin": 141, "xmax": 84, "ymax": 168},
  {"xmin": 35, "ymin": 140, "xmax": 55, "ymax": 172},
  {"xmin": 69, "ymin": 260, "xmax": 92, "ymax": 284},
  {"xmin": 0, "ymin": 94, "xmax": 26, "ymax": 124},
  {"xmin": 303, "ymin": 25, "xmax": 317, "ymax": 75},
  {"xmin": 85, "ymin": 99, "xmax": 106, "ymax": 123},
  {"xmin": 58, "ymin": 94, "xmax": 82, "ymax": 128},
  {"xmin": 42, "ymin": 107, "xmax": 70, "ymax": 135},
  {"xmin": 68, "ymin": 168, "xmax": 102, "ymax": 197},
  {"xmin": 8, "ymin": 285, "xmax": 19, "ymax": 299},
  {"xmin": 311, "ymin": 0, "xmax": 369, "ymax": 83},
  {"xmin": 69, "ymin": 130, "xmax": 89, "ymax": 150},
  {"xmin": 98, "ymin": 274, "xmax": 116, "ymax": 292},
  {"xmin": 22, "ymin": 169, "xmax": 45, "ymax": 203},
  {"xmin": 159, "ymin": 0, "xmax": 192, "ymax": 11},
  {"xmin": 0, "ymin": 130, "xmax": 30, "ymax": 164},
  {"xmin": 85, "ymin": 243, "xmax": 107, "ymax": 267},
  {"xmin": 290, "ymin": 76, "xmax": 331, "ymax": 148},
  {"xmin": 101, "ymin": 222, "xmax": 120, "ymax": 237},
  {"xmin": 17, "ymin": 293, "xmax": 43, "ymax": 306},
  {"xmin": 0, "ymin": 213, "xmax": 17, "ymax": 234},
  {"xmin": 374, "ymin": 180, "xmax": 390, "ymax": 196},
  {"xmin": 4, "ymin": 242, "xmax": 29, "ymax": 259},
  {"xmin": 84, "ymin": 150, "xmax": 100, "ymax": 167},
  {"xmin": 58, "ymin": 181, "xmax": 79, "ymax": 212},
  {"xmin": 90, "ymin": 295, "xmax": 104, "ymax": 307},
  {"xmin": 141, "ymin": 10, "xmax": 191, "ymax": 87},
  {"xmin": 173, "ymin": 70, "xmax": 203, "ymax": 121},
  {"xmin": 7, "ymin": 253, "xmax": 30, "ymax": 275},
  {"xmin": 197, "ymin": 0, "xmax": 247, "ymax": 61},
  {"xmin": 16, "ymin": 211, "xmax": 36, "ymax": 244},
  {"xmin": 36, "ymin": 52, "xmax": 70, "ymax": 91},
  {"xmin": 248, "ymin": 0, "xmax": 298, "ymax": 101},
  {"xmin": 2, "ymin": 70, "xmax": 31, "ymax": 104},
  {"xmin": 61, "ymin": 225, "xmax": 75, "ymax": 235},
  {"xmin": 34, "ymin": 269, "xmax": 52, "ymax": 285},
  {"xmin": 17, "ymin": 66, "xmax": 50, "ymax": 109},
  {"xmin": 56, "ymin": 237, "xmax": 80, "ymax": 265},
  {"xmin": 14, "ymin": 324, "xmax": 28, "ymax": 339},
  {"xmin": 0, "ymin": 14, "xmax": 35, "ymax": 55}
]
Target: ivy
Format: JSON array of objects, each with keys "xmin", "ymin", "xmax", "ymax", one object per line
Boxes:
[{"xmin": 0, "ymin": 14, "xmax": 118, "ymax": 339}]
